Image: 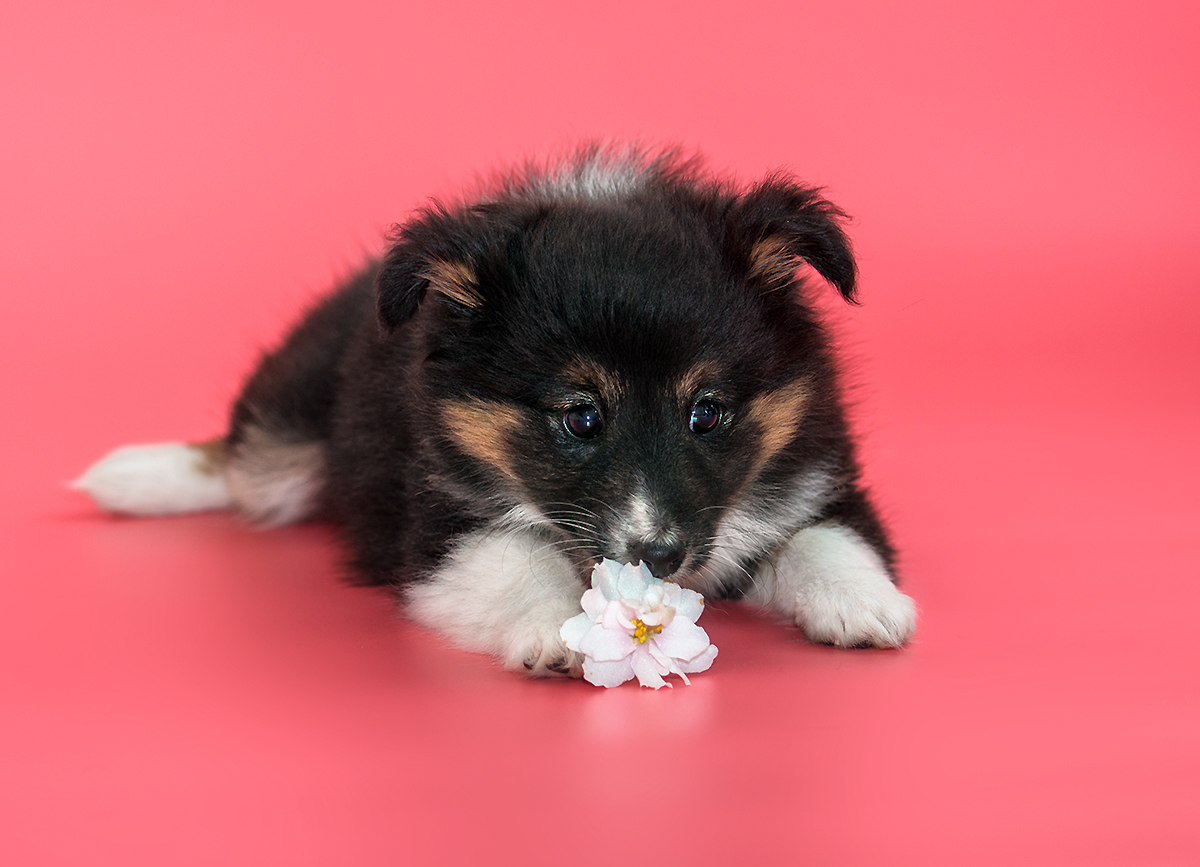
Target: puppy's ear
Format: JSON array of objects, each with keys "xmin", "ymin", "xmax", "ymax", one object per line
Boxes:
[
  {"xmin": 730, "ymin": 176, "xmax": 858, "ymax": 302},
  {"xmin": 375, "ymin": 208, "xmax": 488, "ymax": 332}
]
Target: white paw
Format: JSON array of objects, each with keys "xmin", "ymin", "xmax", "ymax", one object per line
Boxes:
[
  {"xmin": 505, "ymin": 619, "xmax": 584, "ymax": 678},
  {"xmin": 796, "ymin": 573, "xmax": 916, "ymax": 648},
  {"xmin": 747, "ymin": 523, "xmax": 917, "ymax": 649},
  {"xmin": 403, "ymin": 527, "xmax": 586, "ymax": 678}
]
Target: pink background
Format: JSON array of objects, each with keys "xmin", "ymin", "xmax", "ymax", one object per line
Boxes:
[{"xmin": 3, "ymin": 1, "xmax": 1198, "ymax": 863}]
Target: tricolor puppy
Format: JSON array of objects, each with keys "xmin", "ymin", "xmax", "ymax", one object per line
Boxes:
[{"xmin": 76, "ymin": 147, "xmax": 916, "ymax": 676}]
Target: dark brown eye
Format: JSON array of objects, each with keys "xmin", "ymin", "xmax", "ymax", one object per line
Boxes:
[
  {"xmin": 564, "ymin": 404, "xmax": 603, "ymax": 439},
  {"xmin": 690, "ymin": 399, "xmax": 723, "ymax": 434}
]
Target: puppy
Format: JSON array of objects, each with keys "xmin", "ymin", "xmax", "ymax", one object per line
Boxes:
[{"xmin": 76, "ymin": 146, "xmax": 916, "ymax": 676}]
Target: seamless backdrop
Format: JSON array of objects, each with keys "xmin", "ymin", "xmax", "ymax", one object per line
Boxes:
[{"xmin": 2, "ymin": 1, "xmax": 1198, "ymax": 864}]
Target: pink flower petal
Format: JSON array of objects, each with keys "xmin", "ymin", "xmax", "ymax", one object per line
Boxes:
[
  {"xmin": 602, "ymin": 599, "xmax": 641, "ymax": 633},
  {"xmin": 630, "ymin": 646, "xmax": 671, "ymax": 689},
  {"xmin": 559, "ymin": 611, "xmax": 591, "ymax": 651},
  {"xmin": 580, "ymin": 587, "xmax": 607, "ymax": 620},
  {"xmin": 678, "ymin": 643, "xmax": 719, "ymax": 674},
  {"xmin": 641, "ymin": 584, "xmax": 667, "ymax": 609},
  {"xmin": 654, "ymin": 618, "xmax": 714, "ymax": 662},
  {"xmin": 583, "ymin": 656, "xmax": 636, "ymax": 688},
  {"xmin": 638, "ymin": 608, "xmax": 668, "ymax": 627},
  {"xmin": 671, "ymin": 587, "xmax": 705, "ymax": 624},
  {"xmin": 615, "ymin": 562, "xmax": 652, "ymax": 600},
  {"xmin": 591, "ymin": 559, "xmax": 623, "ymax": 602},
  {"xmin": 578, "ymin": 623, "xmax": 635, "ymax": 662},
  {"xmin": 644, "ymin": 641, "xmax": 692, "ymax": 686}
]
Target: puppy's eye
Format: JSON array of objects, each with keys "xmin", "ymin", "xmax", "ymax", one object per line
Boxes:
[
  {"xmin": 563, "ymin": 404, "xmax": 604, "ymax": 439},
  {"xmin": 690, "ymin": 399, "xmax": 723, "ymax": 435}
]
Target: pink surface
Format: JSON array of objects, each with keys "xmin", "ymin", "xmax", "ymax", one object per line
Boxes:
[{"xmin": 3, "ymin": 1, "xmax": 1198, "ymax": 864}]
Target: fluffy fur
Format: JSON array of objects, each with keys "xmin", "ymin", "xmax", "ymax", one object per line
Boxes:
[{"xmin": 77, "ymin": 145, "xmax": 916, "ymax": 676}]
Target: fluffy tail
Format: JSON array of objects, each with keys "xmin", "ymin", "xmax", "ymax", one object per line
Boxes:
[
  {"xmin": 71, "ymin": 439, "xmax": 233, "ymax": 517},
  {"xmin": 73, "ymin": 264, "xmax": 375, "ymax": 523}
]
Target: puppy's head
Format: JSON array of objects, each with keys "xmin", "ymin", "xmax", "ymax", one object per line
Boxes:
[{"xmin": 377, "ymin": 150, "xmax": 857, "ymax": 588}]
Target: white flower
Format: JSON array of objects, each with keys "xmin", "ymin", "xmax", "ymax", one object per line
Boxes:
[{"xmin": 560, "ymin": 559, "xmax": 718, "ymax": 689}]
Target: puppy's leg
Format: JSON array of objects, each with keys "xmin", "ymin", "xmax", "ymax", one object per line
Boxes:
[
  {"xmin": 404, "ymin": 529, "xmax": 586, "ymax": 677},
  {"xmin": 746, "ymin": 523, "xmax": 916, "ymax": 648}
]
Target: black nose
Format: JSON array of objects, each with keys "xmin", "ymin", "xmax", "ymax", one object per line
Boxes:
[{"xmin": 632, "ymin": 541, "xmax": 686, "ymax": 578}]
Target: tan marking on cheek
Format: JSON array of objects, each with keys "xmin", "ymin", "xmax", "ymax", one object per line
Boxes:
[
  {"xmin": 748, "ymin": 236, "xmax": 798, "ymax": 292},
  {"xmin": 439, "ymin": 399, "xmax": 524, "ymax": 483},
  {"xmin": 743, "ymin": 380, "xmax": 811, "ymax": 478},
  {"xmin": 424, "ymin": 259, "xmax": 483, "ymax": 309}
]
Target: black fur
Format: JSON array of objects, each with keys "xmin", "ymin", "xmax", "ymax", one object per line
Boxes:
[{"xmin": 228, "ymin": 149, "xmax": 893, "ymax": 598}]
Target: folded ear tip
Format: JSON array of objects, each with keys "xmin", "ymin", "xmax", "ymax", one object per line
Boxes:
[
  {"xmin": 732, "ymin": 178, "xmax": 859, "ymax": 301},
  {"xmin": 832, "ymin": 262, "xmax": 859, "ymax": 303}
]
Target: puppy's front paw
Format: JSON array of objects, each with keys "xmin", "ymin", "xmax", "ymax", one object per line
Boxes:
[
  {"xmin": 508, "ymin": 621, "xmax": 583, "ymax": 678},
  {"xmin": 797, "ymin": 575, "xmax": 916, "ymax": 648},
  {"xmin": 404, "ymin": 528, "xmax": 589, "ymax": 679},
  {"xmin": 747, "ymin": 524, "xmax": 918, "ymax": 649}
]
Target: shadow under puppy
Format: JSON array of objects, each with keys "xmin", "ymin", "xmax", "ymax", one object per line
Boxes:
[{"xmin": 76, "ymin": 146, "xmax": 917, "ymax": 676}]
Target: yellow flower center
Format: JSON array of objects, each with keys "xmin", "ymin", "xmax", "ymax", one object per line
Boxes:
[{"xmin": 631, "ymin": 618, "xmax": 662, "ymax": 644}]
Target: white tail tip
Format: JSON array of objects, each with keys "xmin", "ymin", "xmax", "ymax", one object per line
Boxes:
[{"xmin": 72, "ymin": 442, "xmax": 233, "ymax": 516}]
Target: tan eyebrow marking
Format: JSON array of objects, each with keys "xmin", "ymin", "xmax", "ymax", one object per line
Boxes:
[
  {"xmin": 559, "ymin": 358, "xmax": 623, "ymax": 403},
  {"xmin": 675, "ymin": 361, "xmax": 723, "ymax": 403}
]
